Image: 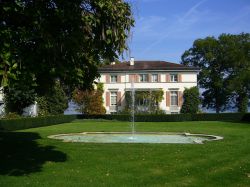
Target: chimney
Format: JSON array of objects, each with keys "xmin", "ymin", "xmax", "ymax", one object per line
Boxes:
[{"xmin": 130, "ymin": 57, "xmax": 134, "ymax": 66}]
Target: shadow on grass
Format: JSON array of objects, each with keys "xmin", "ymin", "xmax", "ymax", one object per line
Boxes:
[{"xmin": 0, "ymin": 131, "xmax": 67, "ymax": 176}]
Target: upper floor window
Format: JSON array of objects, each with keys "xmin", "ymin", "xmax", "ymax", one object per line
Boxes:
[
  {"xmin": 170, "ymin": 91, "xmax": 178, "ymax": 106},
  {"xmin": 110, "ymin": 75, "xmax": 117, "ymax": 83},
  {"xmin": 140, "ymin": 74, "xmax": 148, "ymax": 82},
  {"xmin": 152, "ymin": 74, "xmax": 158, "ymax": 82},
  {"xmin": 170, "ymin": 74, "xmax": 178, "ymax": 82},
  {"xmin": 110, "ymin": 92, "xmax": 117, "ymax": 106}
]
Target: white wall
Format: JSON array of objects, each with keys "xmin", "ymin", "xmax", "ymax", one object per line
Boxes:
[{"xmin": 99, "ymin": 71, "xmax": 198, "ymax": 114}]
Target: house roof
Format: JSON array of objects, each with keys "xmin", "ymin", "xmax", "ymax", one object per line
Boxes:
[{"xmin": 98, "ymin": 61, "xmax": 199, "ymax": 72}]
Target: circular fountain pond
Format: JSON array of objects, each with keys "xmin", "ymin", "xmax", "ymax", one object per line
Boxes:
[{"xmin": 48, "ymin": 132, "xmax": 223, "ymax": 144}]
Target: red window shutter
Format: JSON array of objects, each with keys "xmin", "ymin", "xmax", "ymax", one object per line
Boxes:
[
  {"xmin": 178, "ymin": 74, "xmax": 182, "ymax": 82},
  {"xmin": 106, "ymin": 74, "xmax": 110, "ymax": 83},
  {"xmin": 166, "ymin": 74, "xmax": 170, "ymax": 82},
  {"xmin": 178, "ymin": 91, "xmax": 183, "ymax": 107},
  {"xmin": 106, "ymin": 92, "xmax": 110, "ymax": 106},
  {"xmin": 158, "ymin": 74, "xmax": 161, "ymax": 82},
  {"xmin": 117, "ymin": 91, "xmax": 121, "ymax": 106},
  {"xmin": 166, "ymin": 91, "xmax": 170, "ymax": 106},
  {"xmin": 117, "ymin": 75, "xmax": 121, "ymax": 83},
  {"xmin": 129, "ymin": 74, "xmax": 133, "ymax": 83},
  {"xmin": 148, "ymin": 74, "xmax": 151, "ymax": 82},
  {"xmin": 136, "ymin": 74, "xmax": 139, "ymax": 82}
]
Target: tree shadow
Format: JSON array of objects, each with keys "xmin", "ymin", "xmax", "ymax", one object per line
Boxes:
[{"xmin": 0, "ymin": 131, "xmax": 67, "ymax": 176}]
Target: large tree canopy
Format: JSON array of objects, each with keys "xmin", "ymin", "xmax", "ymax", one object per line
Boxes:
[
  {"xmin": 182, "ymin": 33, "xmax": 250, "ymax": 113},
  {"xmin": 0, "ymin": 0, "xmax": 134, "ymax": 90},
  {"xmin": 0, "ymin": 0, "xmax": 134, "ymax": 113}
]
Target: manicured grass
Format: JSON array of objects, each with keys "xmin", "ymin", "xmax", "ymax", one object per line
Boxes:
[{"xmin": 0, "ymin": 120, "xmax": 250, "ymax": 186}]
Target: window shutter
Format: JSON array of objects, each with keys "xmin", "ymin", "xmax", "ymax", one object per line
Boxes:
[
  {"xmin": 178, "ymin": 74, "xmax": 182, "ymax": 82},
  {"xmin": 148, "ymin": 74, "xmax": 151, "ymax": 82},
  {"xmin": 166, "ymin": 91, "xmax": 170, "ymax": 106},
  {"xmin": 166, "ymin": 74, "xmax": 170, "ymax": 82},
  {"xmin": 117, "ymin": 75, "xmax": 121, "ymax": 83},
  {"xmin": 106, "ymin": 92, "xmax": 110, "ymax": 106},
  {"xmin": 158, "ymin": 74, "xmax": 161, "ymax": 82},
  {"xmin": 178, "ymin": 91, "xmax": 183, "ymax": 107},
  {"xmin": 106, "ymin": 74, "xmax": 110, "ymax": 83},
  {"xmin": 136, "ymin": 74, "xmax": 139, "ymax": 82},
  {"xmin": 129, "ymin": 74, "xmax": 132, "ymax": 82},
  {"xmin": 117, "ymin": 91, "xmax": 121, "ymax": 106}
]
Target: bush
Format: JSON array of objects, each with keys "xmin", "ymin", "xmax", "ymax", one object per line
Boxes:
[
  {"xmin": 242, "ymin": 113, "xmax": 250, "ymax": 122},
  {"xmin": 3, "ymin": 112, "xmax": 22, "ymax": 119},
  {"xmin": 76, "ymin": 113, "xmax": 248, "ymax": 122},
  {"xmin": 181, "ymin": 87, "xmax": 200, "ymax": 114},
  {"xmin": 0, "ymin": 115, "xmax": 76, "ymax": 131}
]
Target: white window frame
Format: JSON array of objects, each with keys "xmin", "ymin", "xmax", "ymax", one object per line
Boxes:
[
  {"xmin": 170, "ymin": 91, "xmax": 178, "ymax": 106},
  {"xmin": 110, "ymin": 92, "xmax": 117, "ymax": 106},
  {"xmin": 110, "ymin": 75, "xmax": 118, "ymax": 83},
  {"xmin": 139, "ymin": 74, "xmax": 148, "ymax": 82},
  {"xmin": 151, "ymin": 74, "xmax": 158, "ymax": 82},
  {"xmin": 170, "ymin": 74, "xmax": 178, "ymax": 82}
]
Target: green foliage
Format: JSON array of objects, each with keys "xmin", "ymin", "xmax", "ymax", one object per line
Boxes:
[
  {"xmin": 0, "ymin": 0, "xmax": 134, "ymax": 113},
  {"xmin": 220, "ymin": 33, "xmax": 250, "ymax": 112},
  {"xmin": 242, "ymin": 113, "xmax": 250, "ymax": 122},
  {"xmin": 36, "ymin": 96, "xmax": 49, "ymax": 116},
  {"xmin": 0, "ymin": 115, "xmax": 76, "ymax": 131},
  {"xmin": 4, "ymin": 73, "xmax": 37, "ymax": 115},
  {"xmin": 182, "ymin": 33, "xmax": 250, "ymax": 113},
  {"xmin": 181, "ymin": 87, "xmax": 200, "ymax": 114},
  {"xmin": 3, "ymin": 112, "xmax": 21, "ymax": 119},
  {"xmin": 124, "ymin": 90, "xmax": 164, "ymax": 114},
  {"xmin": 76, "ymin": 113, "xmax": 247, "ymax": 122},
  {"xmin": 73, "ymin": 83, "xmax": 106, "ymax": 114},
  {"xmin": 37, "ymin": 81, "xmax": 68, "ymax": 115}
]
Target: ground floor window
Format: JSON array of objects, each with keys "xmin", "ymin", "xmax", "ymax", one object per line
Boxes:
[
  {"xmin": 110, "ymin": 92, "xmax": 117, "ymax": 106},
  {"xmin": 170, "ymin": 91, "xmax": 178, "ymax": 106}
]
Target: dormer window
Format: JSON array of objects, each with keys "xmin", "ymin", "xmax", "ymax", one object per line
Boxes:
[
  {"xmin": 170, "ymin": 74, "xmax": 178, "ymax": 82},
  {"xmin": 110, "ymin": 75, "xmax": 117, "ymax": 83}
]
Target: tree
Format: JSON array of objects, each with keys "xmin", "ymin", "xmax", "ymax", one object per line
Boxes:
[
  {"xmin": 219, "ymin": 33, "xmax": 250, "ymax": 112},
  {"xmin": 36, "ymin": 80, "xmax": 68, "ymax": 115},
  {"xmin": 73, "ymin": 83, "xmax": 106, "ymax": 114},
  {"xmin": 180, "ymin": 87, "xmax": 200, "ymax": 114},
  {"xmin": 0, "ymin": 0, "xmax": 134, "ymax": 112},
  {"xmin": 181, "ymin": 36, "xmax": 231, "ymax": 113},
  {"xmin": 4, "ymin": 72, "xmax": 37, "ymax": 115},
  {"xmin": 182, "ymin": 33, "xmax": 250, "ymax": 113}
]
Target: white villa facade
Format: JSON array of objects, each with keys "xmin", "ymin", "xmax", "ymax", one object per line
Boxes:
[{"xmin": 98, "ymin": 58, "xmax": 199, "ymax": 114}]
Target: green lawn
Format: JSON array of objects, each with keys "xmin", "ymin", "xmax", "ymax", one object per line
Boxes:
[{"xmin": 0, "ymin": 120, "xmax": 250, "ymax": 186}]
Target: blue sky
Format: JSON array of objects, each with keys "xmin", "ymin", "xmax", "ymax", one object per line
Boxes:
[{"xmin": 122, "ymin": 0, "xmax": 250, "ymax": 63}]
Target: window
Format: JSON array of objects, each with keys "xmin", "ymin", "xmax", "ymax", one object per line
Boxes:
[
  {"xmin": 110, "ymin": 92, "xmax": 117, "ymax": 106},
  {"xmin": 140, "ymin": 74, "xmax": 148, "ymax": 82},
  {"xmin": 110, "ymin": 75, "xmax": 117, "ymax": 83},
  {"xmin": 170, "ymin": 91, "xmax": 178, "ymax": 106},
  {"xmin": 170, "ymin": 74, "xmax": 178, "ymax": 82},
  {"xmin": 151, "ymin": 74, "xmax": 158, "ymax": 82}
]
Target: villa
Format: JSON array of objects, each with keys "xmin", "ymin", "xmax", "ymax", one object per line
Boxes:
[{"xmin": 98, "ymin": 58, "xmax": 199, "ymax": 114}]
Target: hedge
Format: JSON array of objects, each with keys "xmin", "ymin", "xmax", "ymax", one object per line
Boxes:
[
  {"xmin": 0, "ymin": 113, "xmax": 248, "ymax": 131},
  {"xmin": 76, "ymin": 113, "xmax": 249, "ymax": 122},
  {"xmin": 242, "ymin": 113, "xmax": 250, "ymax": 122},
  {"xmin": 0, "ymin": 115, "xmax": 76, "ymax": 131}
]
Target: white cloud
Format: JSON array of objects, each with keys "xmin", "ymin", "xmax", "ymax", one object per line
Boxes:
[{"xmin": 139, "ymin": 0, "xmax": 208, "ymax": 55}]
